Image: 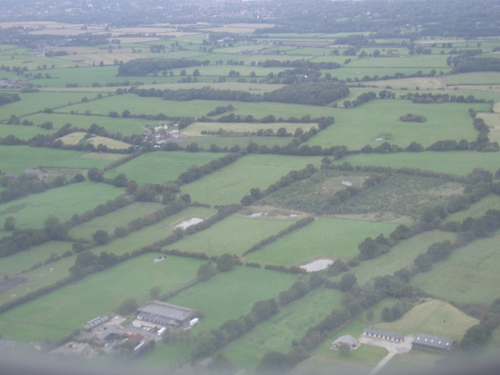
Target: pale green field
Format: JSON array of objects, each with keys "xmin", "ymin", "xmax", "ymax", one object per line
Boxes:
[
  {"xmin": 105, "ymin": 151, "xmax": 225, "ymax": 185},
  {"xmin": 180, "ymin": 154, "xmax": 324, "ymax": 206},
  {"xmin": 444, "ymin": 72, "xmax": 500, "ymax": 85},
  {"xmin": 444, "ymin": 195, "xmax": 500, "ymax": 224},
  {"xmin": 0, "ymin": 124, "xmax": 56, "ymax": 140},
  {"xmin": 224, "ymin": 288, "xmax": 344, "ymax": 368},
  {"xmin": 171, "ymin": 215, "xmax": 297, "ymax": 256},
  {"xmin": 0, "ymin": 254, "xmax": 204, "ymax": 343},
  {"xmin": 182, "ymin": 122, "xmax": 318, "ymax": 137},
  {"xmin": 333, "ymin": 151, "xmax": 500, "ymax": 176},
  {"xmin": 246, "ymin": 218, "xmax": 397, "ymax": 266},
  {"xmin": 412, "ymin": 236, "xmax": 500, "ymax": 304},
  {"xmin": 306, "ymin": 101, "xmax": 487, "ymax": 150},
  {"xmin": 168, "ymin": 266, "xmax": 298, "ymax": 332}
]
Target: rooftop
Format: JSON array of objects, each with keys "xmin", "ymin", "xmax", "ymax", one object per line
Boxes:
[
  {"xmin": 332, "ymin": 335, "xmax": 358, "ymax": 347},
  {"xmin": 137, "ymin": 301, "xmax": 195, "ymax": 323},
  {"xmin": 413, "ymin": 334, "xmax": 457, "ymax": 351},
  {"xmin": 364, "ymin": 328, "xmax": 404, "ymax": 340}
]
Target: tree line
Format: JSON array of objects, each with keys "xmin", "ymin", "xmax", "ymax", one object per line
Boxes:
[{"xmin": 117, "ymin": 58, "xmax": 209, "ymax": 76}]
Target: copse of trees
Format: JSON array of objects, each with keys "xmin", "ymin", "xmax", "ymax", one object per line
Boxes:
[
  {"xmin": 400, "ymin": 113, "xmax": 426, "ymax": 123},
  {"xmin": 117, "ymin": 58, "xmax": 209, "ymax": 76},
  {"xmin": 0, "ymin": 93, "xmax": 20, "ymax": 106}
]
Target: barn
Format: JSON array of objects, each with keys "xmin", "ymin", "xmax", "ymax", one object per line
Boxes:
[
  {"xmin": 363, "ymin": 328, "xmax": 404, "ymax": 342},
  {"xmin": 136, "ymin": 301, "xmax": 196, "ymax": 327},
  {"xmin": 412, "ymin": 334, "xmax": 457, "ymax": 352}
]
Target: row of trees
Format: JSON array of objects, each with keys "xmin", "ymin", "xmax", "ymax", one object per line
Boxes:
[{"xmin": 117, "ymin": 58, "xmax": 209, "ymax": 76}]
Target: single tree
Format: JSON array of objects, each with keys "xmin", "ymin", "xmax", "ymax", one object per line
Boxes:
[
  {"xmin": 149, "ymin": 286, "xmax": 161, "ymax": 299},
  {"xmin": 3, "ymin": 216, "xmax": 16, "ymax": 231},
  {"xmin": 197, "ymin": 262, "xmax": 216, "ymax": 281}
]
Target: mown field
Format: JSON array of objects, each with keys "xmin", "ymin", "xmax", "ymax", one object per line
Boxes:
[{"xmin": 245, "ymin": 218, "xmax": 397, "ymax": 266}]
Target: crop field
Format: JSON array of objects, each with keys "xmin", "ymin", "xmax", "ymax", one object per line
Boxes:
[
  {"xmin": 88, "ymin": 206, "xmax": 218, "ymax": 256},
  {"xmin": 168, "ymin": 266, "xmax": 298, "ymax": 332},
  {"xmin": 180, "ymin": 154, "xmax": 323, "ymax": 206},
  {"xmin": 0, "ymin": 254, "xmax": 204, "ymax": 343},
  {"xmin": 374, "ymin": 299, "xmax": 478, "ymax": 340},
  {"xmin": 339, "ymin": 230, "xmax": 456, "ymax": 285},
  {"xmin": 171, "ymin": 215, "xmax": 297, "ymax": 256},
  {"xmin": 68, "ymin": 202, "xmax": 163, "ymax": 239},
  {"xmin": 412, "ymin": 236, "xmax": 500, "ymax": 304},
  {"xmin": 223, "ymin": 288, "xmax": 343, "ymax": 368},
  {"xmin": 364, "ymin": 77, "xmax": 444, "ymax": 90},
  {"xmin": 443, "ymin": 195, "xmax": 500, "ymax": 223},
  {"xmin": 181, "ymin": 122, "xmax": 318, "ymax": 137},
  {"xmin": 0, "ymin": 145, "xmax": 122, "ymax": 174},
  {"xmin": 245, "ymin": 218, "xmax": 397, "ymax": 266},
  {"xmin": 0, "ymin": 181, "xmax": 123, "ymax": 232},
  {"xmin": 57, "ymin": 132, "xmax": 131, "ymax": 149},
  {"xmin": 306, "ymin": 101, "xmax": 486, "ymax": 150},
  {"xmin": 477, "ymin": 112, "xmax": 500, "ymax": 143},
  {"xmin": 333, "ymin": 151, "xmax": 500, "ymax": 176},
  {"xmin": 105, "ymin": 151, "xmax": 225, "ymax": 185}
]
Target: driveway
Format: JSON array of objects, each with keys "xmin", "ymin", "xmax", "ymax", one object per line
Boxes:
[{"xmin": 359, "ymin": 335, "xmax": 414, "ymax": 375}]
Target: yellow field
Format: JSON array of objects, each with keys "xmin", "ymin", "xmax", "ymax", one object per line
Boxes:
[
  {"xmin": 374, "ymin": 299, "xmax": 478, "ymax": 340},
  {"xmin": 57, "ymin": 132, "xmax": 131, "ymax": 150},
  {"xmin": 181, "ymin": 122, "xmax": 319, "ymax": 137},
  {"xmin": 203, "ymin": 23, "xmax": 275, "ymax": 33},
  {"xmin": 477, "ymin": 112, "xmax": 500, "ymax": 143},
  {"xmin": 365, "ymin": 77, "xmax": 443, "ymax": 90},
  {"xmin": 495, "ymin": 102, "xmax": 500, "ymax": 113}
]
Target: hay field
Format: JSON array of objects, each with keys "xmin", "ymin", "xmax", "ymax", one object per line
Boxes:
[
  {"xmin": 168, "ymin": 266, "xmax": 297, "ymax": 332},
  {"xmin": 412, "ymin": 236, "xmax": 500, "ymax": 304},
  {"xmin": 246, "ymin": 218, "xmax": 397, "ymax": 266},
  {"xmin": 477, "ymin": 112, "xmax": 500, "ymax": 143},
  {"xmin": 57, "ymin": 132, "xmax": 131, "ymax": 149},
  {"xmin": 374, "ymin": 300, "xmax": 478, "ymax": 339},
  {"xmin": 171, "ymin": 215, "xmax": 297, "ymax": 256},
  {"xmin": 182, "ymin": 122, "xmax": 318, "ymax": 137},
  {"xmin": 105, "ymin": 151, "xmax": 225, "ymax": 185},
  {"xmin": 203, "ymin": 23, "xmax": 275, "ymax": 33},
  {"xmin": 224, "ymin": 288, "xmax": 344, "ymax": 368},
  {"xmin": 180, "ymin": 154, "xmax": 324, "ymax": 206},
  {"xmin": 0, "ymin": 254, "xmax": 204, "ymax": 343}
]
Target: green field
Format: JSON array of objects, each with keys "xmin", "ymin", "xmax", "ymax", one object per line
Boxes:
[
  {"xmin": 444, "ymin": 72, "xmax": 500, "ymax": 85},
  {"xmin": 0, "ymin": 181, "xmax": 124, "ymax": 234},
  {"xmin": 105, "ymin": 151, "xmax": 225, "ymax": 185},
  {"xmin": 180, "ymin": 154, "xmax": 323, "ymax": 206},
  {"xmin": 374, "ymin": 299, "xmax": 478, "ymax": 340},
  {"xmin": 171, "ymin": 215, "xmax": 297, "ymax": 256},
  {"xmin": 181, "ymin": 134, "xmax": 293, "ymax": 149},
  {"xmin": 0, "ymin": 146, "xmax": 122, "ymax": 174},
  {"xmin": 0, "ymin": 254, "xmax": 204, "ymax": 342},
  {"xmin": 305, "ymin": 101, "xmax": 487, "ymax": 150},
  {"xmin": 246, "ymin": 218, "xmax": 397, "ymax": 266},
  {"xmin": 412, "ymin": 236, "xmax": 500, "ymax": 304},
  {"xmin": 224, "ymin": 288, "xmax": 343, "ymax": 368},
  {"xmin": 443, "ymin": 194, "xmax": 500, "ymax": 223},
  {"xmin": 168, "ymin": 266, "xmax": 298, "ymax": 332},
  {"xmin": 0, "ymin": 124, "xmax": 56, "ymax": 140},
  {"xmin": 333, "ymin": 151, "xmax": 500, "ymax": 176},
  {"xmin": 69, "ymin": 202, "xmax": 164, "ymax": 240}
]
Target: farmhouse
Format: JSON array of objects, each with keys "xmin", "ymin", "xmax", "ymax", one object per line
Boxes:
[
  {"xmin": 412, "ymin": 334, "xmax": 457, "ymax": 352},
  {"xmin": 363, "ymin": 328, "xmax": 404, "ymax": 342},
  {"xmin": 136, "ymin": 301, "xmax": 197, "ymax": 327},
  {"xmin": 330, "ymin": 335, "xmax": 360, "ymax": 350}
]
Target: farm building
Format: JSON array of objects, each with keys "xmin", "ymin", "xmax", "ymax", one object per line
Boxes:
[
  {"xmin": 136, "ymin": 301, "xmax": 197, "ymax": 327},
  {"xmin": 331, "ymin": 335, "xmax": 360, "ymax": 350},
  {"xmin": 83, "ymin": 316, "xmax": 109, "ymax": 331},
  {"xmin": 363, "ymin": 328, "xmax": 404, "ymax": 342},
  {"xmin": 412, "ymin": 334, "xmax": 457, "ymax": 352}
]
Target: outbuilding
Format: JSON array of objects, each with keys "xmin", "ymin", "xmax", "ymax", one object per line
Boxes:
[
  {"xmin": 412, "ymin": 334, "xmax": 457, "ymax": 352},
  {"xmin": 331, "ymin": 335, "xmax": 360, "ymax": 350},
  {"xmin": 137, "ymin": 301, "xmax": 197, "ymax": 327},
  {"xmin": 363, "ymin": 328, "xmax": 404, "ymax": 342}
]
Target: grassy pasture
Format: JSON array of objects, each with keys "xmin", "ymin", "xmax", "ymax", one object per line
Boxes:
[
  {"xmin": 412, "ymin": 236, "xmax": 500, "ymax": 304},
  {"xmin": 326, "ymin": 67, "xmax": 445, "ymax": 81},
  {"xmin": 67, "ymin": 95, "xmax": 338, "ymax": 119},
  {"xmin": 0, "ymin": 254, "xmax": 203, "ymax": 343},
  {"xmin": 0, "ymin": 92, "xmax": 94, "ymax": 120},
  {"xmin": 181, "ymin": 135, "xmax": 293, "ymax": 149},
  {"xmin": 0, "ymin": 240, "xmax": 72, "ymax": 276},
  {"xmin": 223, "ymin": 288, "xmax": 343, "ymax": 368},
  {"xmin": 347, "ymin": 55, "xmax": 449, "ymax": 69},
  {"xmin": 180, "ymin": 154, "xmax": 323, "ymax": 206},
  {"xmin": 136, "ymin": 82, "xmax": 284, "ymax": 93},
  {"xmin": 338, "ymin": 230, "xmax": 456, "ymax": 285},
  {"xmin": 171, "ymin": 215, "xmax": 297, "ymax": 256},
  {"xmin": 245, "ymin": 218, "xmax": 397, "ymax": 266},
  {"xmin": 378, "ymin": 350, "xmax": 444, "ymax": 375},
  {"xmin": 0, "ymin": 124, "xmax": 56, "ymax": 140},
  {"xmin": 363, "ymin": 77, "xmax": 443, "ymax": 90},
  {"xmin": 444, "ymin": 72, "xmax": 500, "ymax": 85},
  {"xmin": 0, "ymin": 146, "xmax": 122, "ymax": 173},
  {"xmin": 0, "ymin": 181, "xmax": 123, "ymax": 234},
  {"xmin": 181, "ymin": 122, "xmax": 318, "ymax": 137},
  {"xmin": 374, "ymin": 299, "xmax": 478, "ymax": 340},
  {"xmin": 443, "ymin": 195, "xmax": 500, "ymax": 224},
  {"xmin": 305, "ymin": 101, "xmax": 485, "ymax": 150},
  {"xmin": 333, "ymin": 151, "xmax": 500, "ymax": 176},
  {"xmin": 105, "ymin": 151, "xmax": 225, "ymax": 185},
  {"xmin": 168, "ymin": 266, "xmax": 298, "ymax": 332},
  {"xmin": 68, "ymin": 202, "xmax": 163, "ymax": 240},
  {"xmin": 89, "ymin": 206, "xmax": 218, "ymax": 256}
]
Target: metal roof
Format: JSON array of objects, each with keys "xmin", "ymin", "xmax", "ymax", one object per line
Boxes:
[
  {"xmin": 413, "ymin": 334, "xmax": 457, "ymax": 351},
  {"xmin": 363, "ymin": 328, "xmax": 404, "ymax": 340},
  {"xmin": 137, "ymin": 301, "xmax": 195, "ymax": 324},
  {"xmin": 332, "ymin": 335, "xmax": 359, "ymax": 347}
]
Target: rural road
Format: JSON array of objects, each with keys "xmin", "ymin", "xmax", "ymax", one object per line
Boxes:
[
  {"xmin": 439, "ymin": 76, "xmax": 448, "ymax": 90},
  {"xmin": 359, "ymin": 335, "xmax": 414, "ymax": 375}
]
